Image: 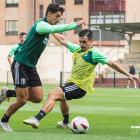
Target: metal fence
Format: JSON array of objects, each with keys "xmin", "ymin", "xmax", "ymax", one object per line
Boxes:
[{"xmin": 60, "ymin": 71, "xmax": 140, "ymax": 89}]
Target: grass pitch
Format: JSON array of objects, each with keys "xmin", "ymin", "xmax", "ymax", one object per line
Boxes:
[{"xmin": 0, "ymin": 84, "xmax": 140, "ymax": 140}]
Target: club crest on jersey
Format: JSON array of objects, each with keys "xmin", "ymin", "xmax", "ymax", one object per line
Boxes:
[
  {"xmin": 21, "ymin": 78, "xmax": 26, "ymax": 85},
  {"xmin": 43, "ymin": 37, "xmax": 48, "ymax": 45}
]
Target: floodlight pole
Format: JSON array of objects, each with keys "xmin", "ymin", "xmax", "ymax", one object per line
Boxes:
[
  {"xmin": 32, "ymin": 0, "xmax": 34, "ymax": 25},
  {"xmin": 98, "ymin": 12, "xmax": 102, "ymax": 75},
  {"xmin": 134, "ymin": 14, "xmax": 136, "ymax": 40},
  {"xmin": 25, "ymin": 8, "xmax": 27, "ymax": 32},
  {"xmin": 62, "ymin": 12, "xmax": 65, "ymax": 84}
]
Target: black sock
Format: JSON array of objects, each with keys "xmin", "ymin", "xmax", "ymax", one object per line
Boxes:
[
  {"xmin": 1, "ymin": 114, "xmax": 10, "ymax": 122},
  {"xmin": 63, "ymin": 114, "xmax": 69, "ymax": 124},
  {"xmin": 6, "ymin": 90, "xmax": 16, "ymax": 97},
  {"xmin": 35, "ymin": 110, "xmax": 46, "ymax": 121}
]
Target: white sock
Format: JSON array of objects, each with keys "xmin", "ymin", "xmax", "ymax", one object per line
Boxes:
[
  {"xmin": 127, "ymin": 86, "xmax": 129, "ymax": 88},
  {"xmin": 134, "ymin": 86, "xmax": 136, "ymax": 88}
]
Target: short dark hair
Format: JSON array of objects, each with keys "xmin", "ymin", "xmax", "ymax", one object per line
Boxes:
[
  {"xmin": 45, "ymin": 3, "xmax": 65, "ymax": 16},
  {"xmin": 19, "ymin": 32, "xmax": 27, "ymax": 37},
  {"xmin": 79, "ymin": 29, "xmax": 93, "ymax": 40}
]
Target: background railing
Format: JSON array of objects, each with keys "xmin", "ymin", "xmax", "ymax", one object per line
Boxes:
[{"xmin": 95, "ymin": 44, "xmax": 129, "ymax": 76}]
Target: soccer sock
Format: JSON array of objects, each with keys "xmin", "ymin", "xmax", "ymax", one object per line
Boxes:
[
  {"xmin": 127, "ymin": 86, "xmax": 129, "ymax": 88},
  {"xmin": 35, "ymin": 110, "xmax": 46, "ymax": 121},
  {"xmin": 63, "ymin": 114, "xmax": 69, "ymax": 124},
  {"xmin": 6, "ymin": 90, "xmax": 16, "ymax": 97},
  {"xmin": 1, "ymin": 114, "xmax": 10, "ymax": 122}
]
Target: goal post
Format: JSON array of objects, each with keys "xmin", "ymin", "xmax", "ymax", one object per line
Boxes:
[
  {"xmin": 60, "ymin": 71, "xmax": 71, "ymax": 85},
  {"xmin": 7, "ymin": 71, "xmax": 13, "ymax": 85}
]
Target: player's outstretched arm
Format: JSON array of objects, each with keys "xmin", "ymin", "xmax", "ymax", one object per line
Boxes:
[
  {"xmin": 36, "ymin": 19, "xmax": 86, "ymax": 35},
  {"xmin": 52, "ymin": 33, "xmax": 69, "ymax": 49},
  {"xmin": 107, "ymin": 60, "xmax": 140, "ymax": 82}
]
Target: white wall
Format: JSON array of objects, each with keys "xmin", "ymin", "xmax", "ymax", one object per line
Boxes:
[
  {"xmin": 0, "ymin": 45, "xmax": 127, "ymax": 83},
  {"xmin": 0, "ymin": 45, "xmax": 73, "ymax": 84}
]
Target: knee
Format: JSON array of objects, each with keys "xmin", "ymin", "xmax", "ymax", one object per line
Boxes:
[
  {"xmin": 48, "ymin": 91, "xmax": 56, "ymax": 100},
  {"xmin": 35, "ymin": 97, "xmax": 42, "ymax": 103},
  {"xmin": 17, "ymin": 98, "xmax": 27, "ymax": 106}
]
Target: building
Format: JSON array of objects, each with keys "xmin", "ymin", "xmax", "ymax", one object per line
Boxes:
[
  {"xmin": 0, "ymin": 0, "xmax": 140, "ymax": 46},
  {"xmin": 1, "ymin": 0, "xmax": 140, "ymax": 45},
  {"xmin": 0, "ymin": 0, "xmax": 140, "ymax": 84},
  {"xmin": 0, "ymin": 0, "xmax": 88, "ymax": 45}
]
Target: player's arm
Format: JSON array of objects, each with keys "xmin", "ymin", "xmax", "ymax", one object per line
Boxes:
[
  {"xmin": 8, "ymin": 45, "xmax": 17, "ymax": 70},
  {"xmin": 52, "ymin": 33, "xmax": 68, "ymax": 48},
  {"xmin": 107, "ymin": 60, "xmax": 139, "ymax": 82},
  {"xmin": 52, "ymin": 33, "xmax": 80, "ymax": 53},
  {"xmin": 92, "ymin": 50, "xmax": 140, "ymax": 82},
  {"xmin": 7, "ymin": 55, "xmax": 12, "ymax": 66},
  {"xmin": 36, "ymin": 19, "xmax": 86, "ymax": 35}
]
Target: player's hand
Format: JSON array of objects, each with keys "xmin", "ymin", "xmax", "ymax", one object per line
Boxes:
[
  {"xmin": 128, "ymin": 74, "xmax": 140, "ymax": 83},
  {"xmin": 77, "ymin": 19, "xmax": 86, "ymax": 27}
]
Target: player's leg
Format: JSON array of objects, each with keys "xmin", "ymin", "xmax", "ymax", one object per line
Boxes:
[
  {"xmin": 0, "ymin": 87, "xmax": 28, "ymax": 131},
  {"xmin": 23, "ymin": 82, "xmax": 86, "ymax": 129},
  {"xmin": 133, "ymin": 79, "xmax": 137, "ymax": 89},
  {"xmin": 57, "ymin": 101, "xmax": 70, "ymax": 128},
  {"xmin": 126, "ymin": 80, "xmax": 130, "ymax": 89},
  {"xmin": 27, "ymin": 67, "xmax": 43, "ymax": 103},
  {"xmin": 0, "ymin": 60, "xmax": 29, "ymax": 131},
  {"xmin": 0, "ymin": 86, "xmax": 43, "ymax": 104},
  {"xmin": 28, "ymin": 86, "xmax": 43, "ymax": 103},
  {"xmin": 57, "ymin": 82, "xmax": 86, "ymax": 129},
  {"xmin": 23, "ymin": 86, "xmax": 64, "ymax": 128},
  {"xmin": 0, "ymin": 87, "xmax": 16, "ymax": 104},
  {"xmin": 5, "ymin": 87, "xmax": 28, "ymax": 116}
]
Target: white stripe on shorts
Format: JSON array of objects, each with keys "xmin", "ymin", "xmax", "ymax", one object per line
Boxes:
[
  {"xmin": 65, "ymin": 84, "xmax": 78, "ymax": 92},
  {"xmin": 15, "ymin": 62, "xmax": 20, "ymax": 84},
  {"xmin": 63, "ymin": 92, "xmax": 67, "ymax": 101}
]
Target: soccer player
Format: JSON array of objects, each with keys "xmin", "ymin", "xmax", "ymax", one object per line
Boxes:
[
  {"xmin": 125, "ymin": 64, "xmax": 137, "ymax": 89},
  {"xmin": 0, "ymin": 3, "xmax": 86, "ymax": 131},
  {"xmin": 8, "ymin": 32, "xmax": 27, "ymax": 70},
  {"xmin": 23, "ymin": 29, "xmax": 140, "ymax": 129},
  {"xmin": 0, "ymin": 32, "xmax": 27, "ymax": 103}
]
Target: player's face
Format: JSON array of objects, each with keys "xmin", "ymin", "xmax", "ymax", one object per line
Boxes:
[
  {"xmin": 79, "ymin": 36, "xmax": 93, "ymax": 52},
  {"xmin": 19, "ymin": 35, "xmax": 26, "ymax": 45},
  {"xmin": 48, "ymin": 11, "xmax": 62, "ymax": 25}
]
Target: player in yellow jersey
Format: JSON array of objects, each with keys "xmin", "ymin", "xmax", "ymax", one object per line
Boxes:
[{"xmin": 23, "ymin": 29, "xmax": 140, "ymax": 129}]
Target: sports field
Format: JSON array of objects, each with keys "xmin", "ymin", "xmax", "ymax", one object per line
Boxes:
[{"xmin": 0, "ymin": 84, "xmax": 140, "ymax": 140}]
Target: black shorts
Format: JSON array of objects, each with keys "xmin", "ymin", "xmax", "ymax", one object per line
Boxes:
[
  {"xmin": 11, "ymin": 60, "xmax": 42, "ymax": 88},
  {"xmin": 60, "ymin": 82, "xmax": 86, "ymax": 101}
]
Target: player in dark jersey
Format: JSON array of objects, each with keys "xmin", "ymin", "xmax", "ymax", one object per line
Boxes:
[
  {"xmin": 125, "ymin": 64, "xmax": 137, "ymax": 89},
  {"xmin": 0, "ymin": 3, "xmax": 86, "ymax": 131}
]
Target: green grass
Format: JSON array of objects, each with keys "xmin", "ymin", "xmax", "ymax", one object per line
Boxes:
[{"xmin": 0, "ymin": 85, "xmax": 140, "ymax": 140}]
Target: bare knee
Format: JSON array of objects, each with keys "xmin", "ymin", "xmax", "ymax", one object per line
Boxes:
[
  {"xmin": 35, "ymin": 97, "xmax": 42, "ymax": 103},
  {"xmin": 47, "ymin": 91, "xmax": 57, "ymax": 100},
  {"xmin": 47, "ymin": 87, "xmax": 64, "ymax": 101},
  {"xmin": 17, "ymin": 98, "xmax": 27, "ymax": 106}
]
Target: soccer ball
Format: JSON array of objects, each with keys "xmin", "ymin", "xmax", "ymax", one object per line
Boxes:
[{"xmin": 70, "ymin": 116, "xmax": 89, "ymax": 134}]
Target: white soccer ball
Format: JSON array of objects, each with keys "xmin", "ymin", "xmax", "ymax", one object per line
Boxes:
[{"xmin": 70, "ymin": 116, "xmax": 89, "ymax": 134}]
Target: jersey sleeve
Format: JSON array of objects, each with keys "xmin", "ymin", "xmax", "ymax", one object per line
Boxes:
[
  {"xmin": 92, "ymin": 49, "xmax": 110, "ymax": 65},
  {"xmin": 8, "ymin": 44, "xmax": 18, "ymax": 56},
  {"xmin": 67, "ymin": 42, "xmax": 81, "ymax": 53},
  {"xmin": 36, "ymin": 21, "xmax": 77, "ymax": 35}
]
